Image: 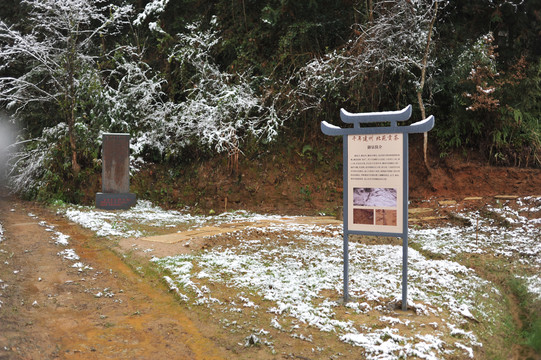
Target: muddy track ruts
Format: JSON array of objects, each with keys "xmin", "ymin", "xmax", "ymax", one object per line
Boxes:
[{"xmin": 0, "ymin": 195, "xmax": 227, "ymax": 360}]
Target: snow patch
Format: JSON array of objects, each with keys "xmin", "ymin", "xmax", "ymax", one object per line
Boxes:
[
  {"xmin": 57, "ymin": 249, "xmax": 80, "ymax": 261},
  {"xmin": 62, "ymin": 200, "xmax": 286, "ymax": 238},
  {"xmin": 72, "ymin": 262, "xmax": 93, "ymax": 272},
  {"xmin": 53, "ymin": 231, "xmax": 70, "ymax": 246}
]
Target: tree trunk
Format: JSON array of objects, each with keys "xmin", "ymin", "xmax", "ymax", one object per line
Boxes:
[
  {"xmin": 417, "ymin": 0, "xmax": 438, "ymax": 169},
  {"xmin": 68, "ymin": 109, "xmax": 80, "ymax": 176},
  {"xmin": 367, "ymin": 0, "xmax": 373, "ymax": 24},
  {"xmin": 417, "ymin": 91, "xmax": 429, "ymax": 168},
  {"xmin": 66, "ymin": 33, "xmax": 80, "ymax": 177}
]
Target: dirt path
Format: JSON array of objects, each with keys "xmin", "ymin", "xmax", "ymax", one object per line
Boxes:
[{"xmin": 0, "ymin": 195, "xmax": 228, "ymax": 360}]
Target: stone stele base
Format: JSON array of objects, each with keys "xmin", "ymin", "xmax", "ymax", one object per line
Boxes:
[{"xmin": 96, "ymin": 192, "xmax": 136, "ymax": 210}]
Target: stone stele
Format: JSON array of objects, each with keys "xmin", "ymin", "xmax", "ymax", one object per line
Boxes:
[{"xmin": 95, "ymin": 133, "xmax": 136, "ymax": 210}]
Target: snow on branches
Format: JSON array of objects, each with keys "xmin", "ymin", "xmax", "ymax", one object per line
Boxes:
[
  {"xmin": 2, "ymin": 1, "xmax": 281, "ymax": 196},
  {"xmin": 166, "ymin": 18, "xmax": 281, "ymax": 157},
  {"xmin": 0, "ymin": 0, "xmax": 133, "ymax": 179},
  {"xmin": 126, "ymin": 16, "xmax": 281, "ymax": 160},
  {"xmin": 134, "ymin": 0, "xmax": 170, "ymax": 27},
  {"xmin": 0, "ymin": 0, "xmax": 133, "ymax": 113},
  {"xmin": 291, "ymin": 0, "xmax": 442, "ymax": 113}
]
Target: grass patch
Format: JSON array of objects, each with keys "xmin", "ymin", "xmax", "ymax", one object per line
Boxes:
[
  {"xmin": 509, "ymin": 277, "xmax": 541, "ymax": 356},
  {"xmin": 527, "ymin": 317, "xmax": 541, "ymax": 354}
]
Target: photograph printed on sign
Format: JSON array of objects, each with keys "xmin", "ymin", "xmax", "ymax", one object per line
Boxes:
[
  {"xmin": 353, "ymin": 188, "xmax": 397, "ymax": 207},
  {"xmin": 375, "ymin": 209, "xmax": 397, "ymax": 226},
  {"xmin": 353, "ymin": 208, "xmax": 374, "ymax": 225}
]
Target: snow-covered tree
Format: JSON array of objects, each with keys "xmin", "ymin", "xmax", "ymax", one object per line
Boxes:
[
  {"xmin": 290, "ymin": 0, "xmax": 442, "ymax": 114},
  {"xmin": 7, "ymin": 122, "xmax": 68, "ymax": 196},
  {"xmin": 167, "ymin": 18, "xmax": 281, "ymax": 161},
  {"xmin": 100, "ymin": 46, "xmax": 181, "ymax": 159},
  {"xmin": 0, "ymin": 0, "xmax": 132, "ymax": 176}
]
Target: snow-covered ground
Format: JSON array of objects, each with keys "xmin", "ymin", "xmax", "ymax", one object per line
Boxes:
[
  {"xmin": 410, "ymin": 196, "xmax": 541, "ymax": 298},
  {"xmin": 63, "ymin": 200, "xmax": 284, "ymax": 238},
  {"xmin": 154, "ymin": 223, "xmax": 493, "ymax": 359},
  {"xmin": 54, "ymin": 197, "xmax": 540, "ymax": 359}
]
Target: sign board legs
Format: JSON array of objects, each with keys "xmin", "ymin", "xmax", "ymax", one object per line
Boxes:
[
  {"xmin": 343, "ymin": 233, "xmax": 349, "ymax": 303},
  {"xmin": 401, "ymin": 132, "xmax": 409, "ymax": 311},
  {"xmin": 402, "ymin": 233, "xmax": 408, "ymax": 311}
]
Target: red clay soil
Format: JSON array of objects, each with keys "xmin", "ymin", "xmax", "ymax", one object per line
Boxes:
[
  {"xmin": 0, "ymin": 196, "xmax": 229, "ymax": 360},
  {"xmin": 409, "ymin": 140, "xmax": 541, "ymax": 200},
  {"xmin": 128, "ymin": 136, "xmax": 540, "ymax": 215}
]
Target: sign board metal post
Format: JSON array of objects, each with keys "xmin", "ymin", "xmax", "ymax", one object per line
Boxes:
[{"xmin": 321, "ymin": 105, "xmax": 434, "ymax": 310}]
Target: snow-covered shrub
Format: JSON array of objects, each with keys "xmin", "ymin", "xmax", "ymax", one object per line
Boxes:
[
  {"xmin": 2, "ymin": 1, "xmax": 285, "ymax": 201},
  {"xmin": 167, "ymin": 18, "xmax": 282, "ymax": 156},
  {"xmin": 97, "ymin": 48, "xmax": 181, "ymax": 158},
  {"xmin": 8, "ymin": 123, "xmax": 68, "ymax": 199},
  {"xmin": 290, "ymin": 0, "xmax": 439, "ymax": 114},
  {"xmin": 0, "ymin": 0, "xmax": 133, "ymax": 199}
]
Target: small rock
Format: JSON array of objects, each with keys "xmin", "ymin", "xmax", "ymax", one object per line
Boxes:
[{"xmin": 244, "ymin": 334, "xmax": 260, "ymax": 347}]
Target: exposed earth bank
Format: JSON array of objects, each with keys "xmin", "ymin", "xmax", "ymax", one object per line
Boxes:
[{"xmin": 127, "ymin": 135, "xmax": 541, "ymax": 215}]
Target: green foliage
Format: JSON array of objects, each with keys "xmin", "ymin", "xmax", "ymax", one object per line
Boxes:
[
  {"xmin": 528, "ymin": 317, "xmax": 541, "ymax": 353},
  {"xmin": 3, "ymin": 0, "xmax": 541, "ymax": 203},
  {"xmin": 300, "ymin": 144, "xmax": 323, "ymax": 163},
  {"xmin": 434, "ymin": 31, "xmax": 541, "ymax": 167},
  {"xmin": 299, "ymin": 185, "xmax": 312, "ymax": 202}
]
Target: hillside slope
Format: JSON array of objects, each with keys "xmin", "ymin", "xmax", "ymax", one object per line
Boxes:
[{"xmin": 124, "ymin": 134, "xmax": 541, "ymax": 215}]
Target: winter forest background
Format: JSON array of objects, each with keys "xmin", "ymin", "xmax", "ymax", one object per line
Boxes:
[{"xmin": 0, "ymin": 0, "xmax": 540, "ymax": 203}]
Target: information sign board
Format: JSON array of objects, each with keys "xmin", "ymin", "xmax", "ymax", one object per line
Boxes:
[
  {"xmin": 321, "ymin": 105, "xmax": 434, "ymax": 310},
  {"xmin": 347, "ymin": 133, "xmax": 404, "ymax": 234}
]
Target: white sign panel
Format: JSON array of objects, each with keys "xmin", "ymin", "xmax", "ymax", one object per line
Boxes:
[{"xmin": 347, "ymin": 133, "xmax": 404, "ymax": 234}]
